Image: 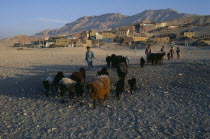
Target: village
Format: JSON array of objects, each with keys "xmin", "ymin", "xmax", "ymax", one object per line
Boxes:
[{"xmin": 13, "ymin": 20, "xmax": 210, "ymax": 48}]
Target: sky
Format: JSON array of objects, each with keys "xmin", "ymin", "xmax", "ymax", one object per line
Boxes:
[{"xmin": 0, "ymin": 0, "xmax": 209, "ymax": 39}]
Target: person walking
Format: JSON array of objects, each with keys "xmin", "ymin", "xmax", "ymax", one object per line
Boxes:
[
  {"xmin": 145, "ymin": 44, "xmax": 152, "ymax": 63},
  {"xmin": 85, "ymin": 46, "xmax": 95, "ymax": 69},
  {"xmin": 176, "ymin": 47, "xmax": 181, "ymax": 59}
]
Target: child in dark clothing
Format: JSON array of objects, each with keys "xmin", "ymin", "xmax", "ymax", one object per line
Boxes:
[
  {"xmin": 176, "ymin": 47, "xmax": 181, "ymax": 59},
  {"xmin": 167, "ymin": 52, "xmax": 171, "ymax": 60}
]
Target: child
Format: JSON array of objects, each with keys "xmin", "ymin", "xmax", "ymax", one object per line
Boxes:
[
  {"xmin": 170, "ymin": 47, "xmax": 174, "ymax": 59},
  {"xmin": 176, "ymin": 47, "xmax": 181, "ymax": 59},
  {"xmin": 167, "ymin": 52, "xmax": 171, "ymax": 60}
]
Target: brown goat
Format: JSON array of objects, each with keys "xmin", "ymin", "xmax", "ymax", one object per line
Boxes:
[
  {"xmin": 87, "ymin": 75, "xmax": 110, "ymax": 109},
  {"xmin": 69, "ymin": 71, "xmax": 84, "ymax": 84}
]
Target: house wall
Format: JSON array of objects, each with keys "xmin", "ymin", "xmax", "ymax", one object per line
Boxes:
[
  {"xmin": 154, "ymin": 37, "xmax": 170, "ymax": 44},
  {"xmin": 132, "ymin": 36, "xmax": 148, "ymax": 42},
  {"xmin": 184, "ymin": 32, "xmax": 195, "ymax": 38},
  {"xmin": 55, "ymin": 38, "xmax": 71, "ymax": 46},
  {"xmin": 156, "ymin": 23, "xmax": 167, "ymax": 28},
  {"xmin": 46, "ymin": 42, "xmax": 55, "ymax": 47},
  {"xmin": 101, "ymin": 32, "xmax": 116, "ymax": 39},
  {"xmin": 140, "ymin": 24, "xmax": 156, "ymax": 32}
]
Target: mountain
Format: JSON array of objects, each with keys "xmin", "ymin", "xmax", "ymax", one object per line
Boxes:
[
  {"xmin": 114, "ymin": 8, "xmax": 194, "ymax": 27},
  {"xmin": 35, "ymin": 8, "xmax": 197, "ymax": 36},
  {"xmin": 35, "ymin": 13, "xmax": 127, "ymax": 36}
]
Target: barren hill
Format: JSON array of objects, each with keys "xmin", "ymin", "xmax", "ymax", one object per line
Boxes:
[
  {"xmin": 166, "ymin": 15, "xmax": 210, "ymax": 25},
  {"xmin": 0, "ymin": 35, "xmax": 38, "ymax": 47},
  {"xmin": 35, "ymin": 13, "xmax": 127, "ymax": 36},
  {"xmin": 35, "ymin": 8, "xmax": 196, "ymax": 36}
]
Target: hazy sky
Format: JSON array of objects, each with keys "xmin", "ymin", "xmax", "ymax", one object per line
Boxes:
[{"xmin": 0, "ymin": 0, "xmax": 209, "ymax": 39}]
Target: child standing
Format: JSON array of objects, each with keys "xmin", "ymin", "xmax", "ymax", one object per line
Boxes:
[
  {"xmin": 167, "ymin": 52, "xmax": 171, "ymax": 60},
  {"xmin": 176, "ymin": 47, "xmax": 181, "ymax": 59}
]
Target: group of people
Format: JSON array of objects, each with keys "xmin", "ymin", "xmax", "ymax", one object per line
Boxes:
[
  {"xmin": 85, "ymin": 44, "xmax": 182, "ymax": 69},
  {"xmin": 145, "ymin": 44, "xmax": 181, "ymax": 61},
  {"xmin": 167, "ymin": 46, "xmax": 181, "ymax": 60}
]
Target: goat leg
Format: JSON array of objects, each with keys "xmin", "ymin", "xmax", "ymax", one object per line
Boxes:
[
  {"xmin": 99, "ymin": 98, "xmax": 103, "ymax": 104},
  {"xmin": 93, "ymin": 100, "xmax": 96, "ymax": 109}
]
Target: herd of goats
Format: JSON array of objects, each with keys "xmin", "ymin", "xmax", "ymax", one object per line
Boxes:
[{"xmin": 43, "ymin": 52, "xmax": 165, "ymax": 109}]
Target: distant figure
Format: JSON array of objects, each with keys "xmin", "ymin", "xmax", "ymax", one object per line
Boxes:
[
  {"xmin": 167, "ymin": 52, "xmax": 171, "ymax": 60},
  {"xmin": 160, "ymin": 45, "xmax": 165, "ymax": 53},
  {"xmin": 85, "ymin": 46, "xmax": 95, "ymax": 69},
  {"xmin": 176, "ymin": 47, "xmax": 181, "ymax": 59},
  {"xmin": 140, "ymin": 57, "xmax": 145, "ymax": 68},
  {"xmin": 145, "ymin": 44, "xmax": 152, "ymax": 63},
  {"xmin": 170, "ymin": 47, "xmax": 175, "ymax": 59}
]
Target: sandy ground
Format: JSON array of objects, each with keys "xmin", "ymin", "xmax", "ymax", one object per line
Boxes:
[{"xmin": 0, "ymin": 43, "xmax": 210, "ymax": 138}]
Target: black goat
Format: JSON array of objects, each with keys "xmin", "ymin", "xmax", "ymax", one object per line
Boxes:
[
  {"xmin": 96, "ymin": 67, "xmax": 109, "ymax": 76},
  {"xmin": 140, "ymin": 57, "xmax": 145, "ymax": 68},
  {"xmin": 117, "ymin": 62, "xmax": 128, "ymax": 80},
  {"xmin": 53, "ymin": 71, "xmax": 64, "ymax": 93},
  {"xmin": 128, "ymin": 78, "xmax": 137, "ymax": 94},
  {"xmin": 115, "ymin": 78, "xmax": 125, "ymax": 100}
]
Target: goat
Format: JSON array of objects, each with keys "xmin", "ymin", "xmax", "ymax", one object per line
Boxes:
[
  {"xmin": 53, "ymin": 71, "xmax": 64, "ymax": 93},
  {"xmin": 96, "ymin": 67, "xmax": 109, "ymax": 76},
  {"xmin": 117, "ymin": 62, "xmax": 128, "ymax": 80},
  {"xmin": 86, "ymin": 75, "xmax": 110, "ymax": 109},
  {"xmin": 140, "ymin": 57, "xmax": 145, "ymax": 68},
  {"xmin": 43, "ymin": 76, "xmax": 53, "ymax": 97},
  {"xmin": 115, "ymin": 78, "xmax": 125, "ymax": 100},
  {"xmin": 69, "ymin": 71, "xmax": 84, "ymax": 84},
  {"xmin": 128, "ymin": 78, "xmax": 137, "ymax": 94},
  {"xmin": 59, "ymin": 78, "xmax": 77, "ymax": 103},
  {"xmin": 80, "ymin": 67, "xmax": 86, "ymax": 83},
  {"xmin": 106, "ymin": 56, "xmax": 112, "ymax": 67}
]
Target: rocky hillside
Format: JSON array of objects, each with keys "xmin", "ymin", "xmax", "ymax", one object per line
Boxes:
[
  {"xmin": 35, "ymin": 8, "xmax": 196, "ymax": 36},
  {"xmin": 150, "ymin": 16, "xmax": 210, "ymax": 37},
  {"xmin": 166, "ymin": 15, "xmax": 210, "ymax": 26},
  {"xmin": 0, "ymin": 35, "xmax": 38, "ymax": 47},
  {"xmin": 114, "ymin": 8, "xmax": 195, "ymax": 27},
  {"xmin": 35, "ymin": 13, "xmax": 127, "ymax": 36}
]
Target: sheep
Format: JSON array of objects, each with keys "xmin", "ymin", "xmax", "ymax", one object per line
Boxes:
[
  {"xmin": 42, "ymin": 76, "xmax": 53, "ymax": 97},
  {"xmin": 128, "ymin": 78, "xmax": 137, "ymax": 94},
  {"xmin": 53, "ymin": 71, "xmax": 64, "ymax": 92},
  {"xmin": 115, "ymin": 78, "xmax": 125, "ymax": 100},
  {"xmin": 96, "ymin": 67, "xmax": 109, "ymax": 76},
  {"xmin": 86, "ymin": 75, "xmax": 110, "ymax": 109},
  {"xmin": 117, "ymin": 62, "xmax": 128, "ymax": 80},
  {"xmin": 140, "ymin": 57, "xmax": 145, "ymax": 68},
  {"xmin": 80, "ymin": 67, "xmax": 86, "ymax": 83},
  {"xmin": 59, "ymin": 78, "xmax": 77, "ymax": 103}
]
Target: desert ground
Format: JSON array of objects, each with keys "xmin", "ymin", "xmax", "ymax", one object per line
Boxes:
[{"xmin": 0, "ymin": 43, "xmax": 210, "ymax": 138}]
